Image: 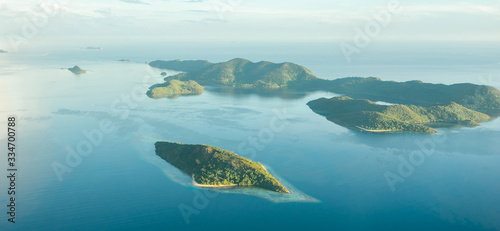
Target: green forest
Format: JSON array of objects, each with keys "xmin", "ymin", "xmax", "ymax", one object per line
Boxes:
[
  {"xmin": 307, "ymin": 96, "xmax": 491, "ymax": 133},
  {"xmin": 147, "ymin": 79, "xmax": 204, "ymax": 99},
  {"xmin": 155, "ymin": 141, "xmax": 290, "ymax": 193}
]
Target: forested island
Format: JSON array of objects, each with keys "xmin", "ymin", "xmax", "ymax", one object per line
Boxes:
[
  {"xmin": 308, "ymin": 96, "xmax": 491, "ymax": 133},
  {"xmin": 147, "ymin": 79, "xmax": 204, "ymax": 99},
  {"xmin": 148, "ymin": 58, "xmax": 500, "ymax": 132},
  {"xmin": 148, "ymin": 59, "xmax": 500, "ymax": 114},
  {"xmin": 155, "ymin": 141, "xmax": 290, "ymax": 193}
]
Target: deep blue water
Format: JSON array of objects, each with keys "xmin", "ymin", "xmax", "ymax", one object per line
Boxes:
[{"xmin": 1, "ymin": 42, "xmax": 500, "ymax": 230}]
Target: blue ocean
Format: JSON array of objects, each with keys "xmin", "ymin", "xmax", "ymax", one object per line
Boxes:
[{"xmin": 1, "ymin": 41, "xmax": 499, "ymax": 230}]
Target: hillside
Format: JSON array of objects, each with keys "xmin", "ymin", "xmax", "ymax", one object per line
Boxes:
[
  {"xmin": 155, "ymin": 141, "xmax": 290, "ymax": 193},
  {"xmin": 307, "ymin": 96, "xmax": 491, "ymax": 133},
  {"xmin": 146, "ymin": 79, "xmax": 204, "ymax": 99},
  {"xmin": 313, "ymin": 77, "xmax": 500, "ymax": 114}
]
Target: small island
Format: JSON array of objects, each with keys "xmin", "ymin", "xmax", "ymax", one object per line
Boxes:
[
  {"xmin": 147, "ymin": 79, "xmax": 204, "ymax": 99},
  {"xmin": 0, "ymin": 49, "xmax": 7, "ymax": 53},
  {"xmin": 86, "ymin": 46, "xmax": 103, "ymax": 50},
  {"xmin": 155, "ymin": 141, "xmax": 290, "ymax": 193},
  {"xmin": 118, "ymin": 59, "xmax": 130, "ymax": 62},
  {"xmin": 307, "ymin": 96, "xmax": 491, "ymax": 133},
  {"xmin": 68, "ymin": 66, "xmax": 88, "ymax": 74}
]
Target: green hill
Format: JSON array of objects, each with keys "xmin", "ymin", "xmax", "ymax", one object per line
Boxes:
[
  {"xmin": 149, "ymin": 59, "xmax": 213, "ymax": 72},
  {"xmin": 165, "ymin": 58, "xmax": 319, "ymax": 89},
  {"xmin": 146, "ymin": 79, "xmax": 204, "ymax": 99},
  {"xmin": 155, "ymin": 141, "xmax": 290, "ymax": 193},
  {"xmin": 307, "ymin": 96, "xmax": 491, "ymax": 133},
  {"xmin": 312, "ymin": 77, "xmax": 500, "ymax": 114}
]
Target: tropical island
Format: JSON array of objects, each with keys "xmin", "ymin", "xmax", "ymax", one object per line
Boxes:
[
  {"xmin": 147, "ymin": 79, "xmax": 204, "ymax": 99},
  {"xmin": 307, "ymin": 96, "xmax": 491, "ymax": 133},
  {"xmin": 148, "ymin": 59, "xmax": 500, "ymax": 114},
  {"xmin": 147, "ymin": 58, "xmax": 500, "ymax": 132},
  {"xmin": 68, "ymin": 65, "xmax": 88, "ymax": 74},
  {"xmin": 152, "ymin": 58, "xmax": 318, "ymax": 89},
  {"xmin": 155, "ymin": 141, "xmax": 290, "ymax": 193}
]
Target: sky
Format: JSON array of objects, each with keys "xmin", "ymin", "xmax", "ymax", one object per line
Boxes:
[{"xmin": 1, "ymin": 0, "xmax": 500, "ymax": 49}]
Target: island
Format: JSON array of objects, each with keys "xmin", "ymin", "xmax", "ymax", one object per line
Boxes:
[
  {"xmin": 148, "ymin": 59, "xmax": 500, "ymax": 114},
  {"xmin": 155, "ymin": 141, "xmax": 290, "ymax": 193},
  {"xmin": 147, "ymin": 58, "xmax": 500, "ymax": 133},
  {"xmin": 68, "ymin": 66, "xmax": 88, "ymax": 74},
  {"xmin": 307, "ymin": 96, "xmax": 491, "ymax": 133},
  {"xmin": 0, "ymin": 49, "xmax": 7, "ymax": 53},
  {"xmin": 86, "ymin": 46, "xmax": 103, "ymax": 50},
  {"xmin": 118, "ymin": 59, "xmax": 130, "ymax": 62},
  {"xmin": 146, "ymin": 79, "xmax": 204, "ymax": 99},
  {"xmin": 154, "ymin": 58, "xmax": 319, "ymax": 89}
]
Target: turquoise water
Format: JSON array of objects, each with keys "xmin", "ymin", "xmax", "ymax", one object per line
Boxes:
[{"xmin": 1, "ymin": 43, "xmax": 500, "ymax": 230}]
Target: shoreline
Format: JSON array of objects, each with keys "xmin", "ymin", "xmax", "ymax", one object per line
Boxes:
[
  {"xmin": 355, "ymin": 126, "xmax": 394, "ymax": 133},
  {"xmin": 192, "ymin": 174, "xmax": 238, "ymax": 188}
]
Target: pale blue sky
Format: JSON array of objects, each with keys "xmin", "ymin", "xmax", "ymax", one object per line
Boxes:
[{"xmin": 1, "ymin": 0, "xmax": 500, "ymax": 48}]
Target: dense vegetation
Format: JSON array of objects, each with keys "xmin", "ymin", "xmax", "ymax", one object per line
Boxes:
[
  {"xmin": 155, "ymin": 141, "xmax": 290, "ymax": 193},
  {"xmin": 148, "ymin": 59, "xmax": 500, "ymax": 116},
  {"xmin": 163, "ymin": 58, "xmax": 318, "ymax": 89},
  {"xmin": 68, "ymin": 65, "xmax": 87, "ymax": 74},
  {"xmin": 147, "ymin": 79, "xmax": 204, "ymax": 99},
  {"xmin": 149, "ymin": 59, "xmax": 213, "ymax": 72},
  {"xmin": 303, "ymin": 77, "xmax": 500, "ymax": 115},
  {"xmin": 307, "ymin": 96, "xmax": 491, "ymax": 133}
]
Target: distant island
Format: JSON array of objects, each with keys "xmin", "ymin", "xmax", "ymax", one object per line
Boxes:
[
  {"xmin": 148, "ymin": 59, "xmax": 500, "ymax": 114},
  {"xmin": 308, "ymin": 96, "xmax": 491, "ymax": 133},
  {"xmin": 86, "ymin": 47, "xmax": 103, "ymax": 50},
  {"xmin": 118, "ymin": 59, "xmax": 130, "ymax": 62},
  {"xmin": 149, "ymin": 59, "xmax": 213, "ymax": 72},
  {"xmin": 147, "ymin": 79, "xmax": 204, "ymax": 99},
  {"xmin": 68, "ymin": 66, "xmax": 88, "ymax": 74},
  {"xmin": 0, "ymin": 49, "xmax": 7, "ymax": 53},
  {"xmin": 147, "ymin": 58, "xmax": 500, "ymax": 133},
  {"xmin": 155, "ymin": 141, "xmax": 290, "ymax": 193},
  {"xmin": 154, "ymin": 58, "xmax": 318, "ymax": 89}
]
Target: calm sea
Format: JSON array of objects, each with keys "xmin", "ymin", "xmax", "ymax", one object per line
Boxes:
[{"xmin": 1, "ymin": 41, "xmax": 499, "ymax": 230}]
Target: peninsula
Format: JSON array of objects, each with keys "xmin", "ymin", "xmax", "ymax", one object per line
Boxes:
[
  {"xmin": 68, "ymin": 66, "xmax": 87, "ymax": 74},
  {"xmin": 147, "ymin": 79, "xmax": 204, "ymax": 99},
  {"xmin": 155, "ymin": 141, "xmax": 290, "ymax": 193},
  {"xmin": 307, "ymin": 96, "xmax": 491, "ymax": 133}
]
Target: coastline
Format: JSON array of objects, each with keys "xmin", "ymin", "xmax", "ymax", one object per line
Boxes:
[
  {"xmin": 355, "ymin": 126, "xmax": 394, "ymax": 133},
  {"xmin": 192, "ymin": 174, "xmax": 238, "ymax": 188}
]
